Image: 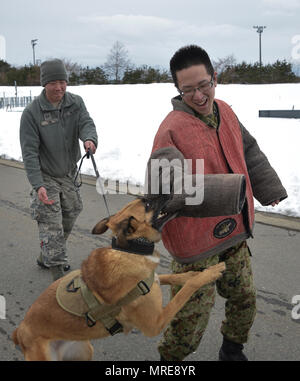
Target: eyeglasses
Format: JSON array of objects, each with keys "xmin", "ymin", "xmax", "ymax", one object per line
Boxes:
[{"xmin": 178, "ymin": 76, "xmax": 214, "ymax": 98}]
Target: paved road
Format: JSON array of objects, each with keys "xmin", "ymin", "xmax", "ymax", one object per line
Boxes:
[{"xmin": 0, "ymin": 163, "xmax": 300, "ymax": 362}]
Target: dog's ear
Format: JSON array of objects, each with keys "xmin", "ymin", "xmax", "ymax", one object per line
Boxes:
[{"xmin": 92, "ymin": 217, "xmax": 110, "ymax": 235}]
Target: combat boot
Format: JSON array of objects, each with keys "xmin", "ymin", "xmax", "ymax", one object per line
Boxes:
[
  {"xmin": 36, "ymin": 252, "xmax": 48, "ymax": 269},
  {"xmin": 37, "ymin": 253, "xmax": 70, "ymax": 272},
  {"xmin": 219, "ymin": 337, "xmax": 248, "ymax": 361}
]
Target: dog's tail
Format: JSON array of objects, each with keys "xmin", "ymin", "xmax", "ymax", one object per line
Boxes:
[
  {"xmin": 12, "ymin": 326, "xmax": 26, "ymax": 353},
  {"xmin": 12, "ymin": 328, "xmax": 19, "ymax": 346}
]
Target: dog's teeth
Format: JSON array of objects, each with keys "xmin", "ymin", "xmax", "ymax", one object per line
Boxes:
[{"xmin": 158, "ymin": 212, "xmax": 167, "ymax": 219}]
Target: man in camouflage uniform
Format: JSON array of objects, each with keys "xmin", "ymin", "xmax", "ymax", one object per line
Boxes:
[
  {"xmin": 147, "ymin": 45, "xmax": 287, "ymax": 361},
  {"xmin": 20, "ymin": 59, "xmax": 98, "ymax": 281}
]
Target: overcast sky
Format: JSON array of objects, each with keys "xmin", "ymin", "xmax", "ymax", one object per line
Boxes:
[{"xmin": 1, "ymin": 0, "xmax": 300, "ymax": 70}]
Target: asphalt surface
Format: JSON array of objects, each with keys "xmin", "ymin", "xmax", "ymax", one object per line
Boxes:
[{"xmin": 0, "ymin": 162, "xmax": 300, "ymax": 362}]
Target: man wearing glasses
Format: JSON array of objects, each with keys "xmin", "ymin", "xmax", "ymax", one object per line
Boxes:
[{"xmin": 148, "ymin": 45, "xmax": 287, "ymax": 361}]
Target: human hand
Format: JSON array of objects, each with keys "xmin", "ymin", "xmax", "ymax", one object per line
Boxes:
[
  {"xmin": 84, "ymin": 140, "xmax": 96, "ymax": 154},
  {"xmin": 270, "ymin": 200, "xmax": 280, "ymax": 207},
  {"xmin": 37, "ymin": 187, "xmax": 55, "ymax": 205}
]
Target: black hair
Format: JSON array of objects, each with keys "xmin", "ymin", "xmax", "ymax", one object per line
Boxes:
[{"xmin": 170, "ymin": 45, "xmax": 214, "ymax": 88}]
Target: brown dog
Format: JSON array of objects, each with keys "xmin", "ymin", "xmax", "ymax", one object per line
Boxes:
[{"xmin": 12, "ymin": 197, "xmax": 225, "ymax": 361}]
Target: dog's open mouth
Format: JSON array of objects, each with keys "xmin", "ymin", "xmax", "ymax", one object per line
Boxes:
[
  {"xmin": 151, "ymin": 203, "xmax": 178, "ymax": 232},
  {"xmin": 142, "ymin": 197, "xmax": 178, "ymax": 232},
  {"xmin": 153, "ymin": 211, "xmax": 175, "ymax": 230}
]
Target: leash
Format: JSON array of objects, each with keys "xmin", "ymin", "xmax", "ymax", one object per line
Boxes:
[{"xmin": 74, "ymin": 148, "xmax": 111, "ymax": 218}]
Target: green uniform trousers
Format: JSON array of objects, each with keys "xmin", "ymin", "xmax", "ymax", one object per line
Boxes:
[
  {"xmin": 158, "ymin": 241, "xmax": 256, "ymax": 361},
  {"xmin": 30, "ymin": 171, "xmax": 83, "ymax": 267}
]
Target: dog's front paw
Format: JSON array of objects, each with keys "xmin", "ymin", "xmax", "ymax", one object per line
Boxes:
[
  {"xmin": 187, "ymin": 262, "xmax": 226, "ymax": 289},
  {"xmin": 204, "ymin": 262, "xmax": 226, "ymax": 281},
  {"xmin": 178, "ymin": 271, "xmax": 199, "ymax": 285}
]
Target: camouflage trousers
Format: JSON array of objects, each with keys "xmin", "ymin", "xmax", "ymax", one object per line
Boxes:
[
  {"xmin": 158, "ymin": 241, "xmax": 256, "ymax": 361},
  {"xmin": 30, "ymin": 172, "xmax": 83, "ymax": 267}
]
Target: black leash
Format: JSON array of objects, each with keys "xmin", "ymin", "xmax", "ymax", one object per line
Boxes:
[
  {"xmin": 74, "ymin": 149, "xmax": 111, "ymax": 218},
  {"xmin": 74, "ymin": 152, "xmax": 88, "ymax": 188}
]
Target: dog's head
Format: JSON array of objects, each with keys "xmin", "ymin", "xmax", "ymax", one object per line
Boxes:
[{"xmin": 92, "ymin": 197, "xmax": 177, "ymax": 248}]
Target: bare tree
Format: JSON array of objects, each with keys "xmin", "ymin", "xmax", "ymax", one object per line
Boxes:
[
  {"xmin": 104, "ymin": 41, "xmax": 132, "ymax": 83},
  {"xmin": 212, "ymin": 54, "xmax": 237, "ymax": 74},
  {"xmin": 60, "ymin": 58, "xmax": 82, "ymax": 77}
]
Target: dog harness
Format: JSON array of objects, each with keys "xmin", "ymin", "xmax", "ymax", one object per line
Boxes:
[{"xmin": 56, "ymin": 269, "xmax": 155, "ymax": 336}]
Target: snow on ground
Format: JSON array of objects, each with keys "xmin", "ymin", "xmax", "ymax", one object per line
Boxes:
[{"xmin": 0, "ymin": 83, "xmax": 299, "ymax": 217}]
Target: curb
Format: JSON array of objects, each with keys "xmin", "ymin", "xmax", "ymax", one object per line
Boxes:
[
  {"xmin": 254, "ymin": 212, "xmax": 300, "ymax": 232},
  {"xmin": 1, "ymin": 158, "xmax": 300, "ymax": 232}
]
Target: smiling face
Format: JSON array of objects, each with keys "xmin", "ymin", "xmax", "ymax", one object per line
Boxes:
[
  {"xmin": 44, "ymin": 80, "xmax": 67, "ymax": 105},
  {"xmin": 176, "ymin": 64, "xmax": 217, "ymax": 116}
]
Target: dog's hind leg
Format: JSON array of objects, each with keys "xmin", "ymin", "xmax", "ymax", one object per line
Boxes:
[
  {"xmin": 12, "ymin": 323, "xmax": 49, "ymax": 360},
  {"xmin": 24, "ymin": 337, "xmax": 51, "ymax": 361},
  {"xmin": 50, "ymin": 340, "xmax": 94, "ymax": 361}
]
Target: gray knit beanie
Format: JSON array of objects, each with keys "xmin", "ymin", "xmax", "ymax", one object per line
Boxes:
[{"xmin": 40, "ymin": 59, "xmax": 68, "ymax": 86}]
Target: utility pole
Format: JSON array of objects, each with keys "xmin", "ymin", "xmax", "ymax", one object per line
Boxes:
[
  {"xmin": 253, "ymin": 26, "xmax": 266, "ymax": 66},
  {"xmin": 31, "ymin": 39, "xmax": 38, "ymax": 65}
]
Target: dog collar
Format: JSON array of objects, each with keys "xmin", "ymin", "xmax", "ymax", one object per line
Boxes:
[{"xmin": 111, "ymin": 236, "xmax": 154, "ymax": 256}]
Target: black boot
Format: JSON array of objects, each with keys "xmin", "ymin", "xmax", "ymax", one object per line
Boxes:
[
  {"xmin": 37, "ymin": 253, "xmax": 70, "ymax": 272},
  {"xmin": 219, "ymin": 337, "xmax": 248, "ymax": 361},
  {"xmin": 36, "ymin": 253, "xmax": 49, "ymax": 269}
]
